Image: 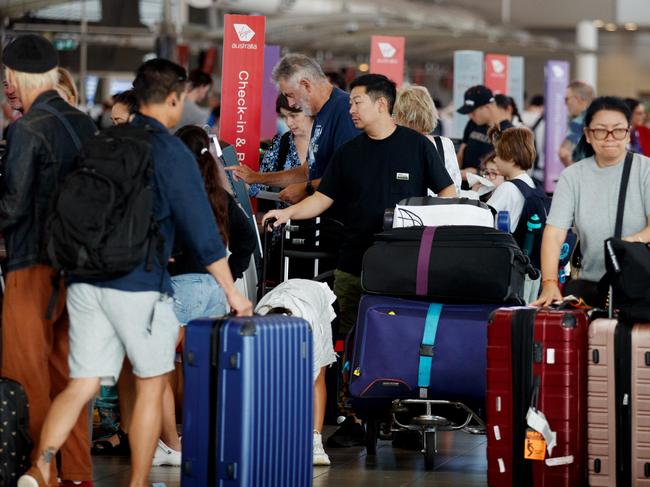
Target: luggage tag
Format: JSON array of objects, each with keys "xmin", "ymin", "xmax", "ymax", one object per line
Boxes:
[
  {"xmin": 524, "ymin": 429, "xmax": 546, "ymax": 461},
  {"xmin": 525, "ymin": 376, "xmax": 557, "ymax": 458},
  {"xmin": 526, "ymin": 407, "xmax": 557, "ymax": 457}
]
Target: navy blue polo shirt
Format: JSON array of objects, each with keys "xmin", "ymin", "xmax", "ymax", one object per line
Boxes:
[{"xmin": 308, "ymin": 87, "xmax": 360, "ymax": 180}]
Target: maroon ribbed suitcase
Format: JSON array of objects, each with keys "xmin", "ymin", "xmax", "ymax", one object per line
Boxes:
[{"xmin": 487, "ymin": 307, "xmax": 588, "ymax": 487}]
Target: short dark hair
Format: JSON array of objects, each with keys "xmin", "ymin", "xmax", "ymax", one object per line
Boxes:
[
  {"xmin": 275, "ymin": 93, "xmax": 301, "ymax": 115},
  {"xmin": 133, "ymin": 58, "xmax": 187, "ymax": 105},
  {"xmin": 529, "ymin": 95, "xmax": 544, "ymax": 107},
  {"xmin": 349, "ymin": 74, "xmax": 397, "ymax": 114},
  {"xmin": 575, "ymin": 96, "xmax": 632, "ymax": 158},
  {"xmin": 188, "ymin": 69, "xmax": 212, "ymax": 89},
  {"xmin": 112, "ymin": 89, "xmax": 138, "ymax": 115}
]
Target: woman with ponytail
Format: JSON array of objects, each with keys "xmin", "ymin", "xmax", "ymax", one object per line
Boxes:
[{"xmin": 172, "ymin": 125, "xmax": 256, "ymax": 285}]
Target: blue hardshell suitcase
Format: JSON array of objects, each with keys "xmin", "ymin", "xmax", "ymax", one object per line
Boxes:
[
  {"xmin": 181, "ymin": 316, "xmax": 313, "ymax": 487},
  {"xmin": 349, "ymin": 295, "xmax": 498, "ymax": 411}
]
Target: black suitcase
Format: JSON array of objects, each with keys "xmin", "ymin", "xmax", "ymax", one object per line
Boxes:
[
  {"xmin": 361, "ymin": 225, "xmax": 537, "ymax": 304},
  {"xmin": 0, "ymin": 378, "xmax": 32, "ymax": 487}
]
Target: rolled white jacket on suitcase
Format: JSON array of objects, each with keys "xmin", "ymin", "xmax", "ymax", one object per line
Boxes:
[{"xmin": 389, "ymin": 196, "xmax": 495, "ymax": 229}]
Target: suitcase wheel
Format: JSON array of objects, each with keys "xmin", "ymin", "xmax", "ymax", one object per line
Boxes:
[
  {"xmin": 365, "ymin": 420, "xmax": 378, "ymax": 456},
  {"xmin": 424, "ymin": 431, "xmax": 436, "ymax": 470}
]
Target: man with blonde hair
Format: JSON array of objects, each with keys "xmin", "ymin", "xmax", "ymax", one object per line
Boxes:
[
  {"xmin": 559, "ymin": 80, "xmax": 595, "ymax": 166},
  {"xmin": 0, "ymin": 34, "xmax": 96, "ymax": 486}
]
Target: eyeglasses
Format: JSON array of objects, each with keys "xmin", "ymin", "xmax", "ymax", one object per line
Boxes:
[
  {"xmin": 586, "ymin": 127, "xmax": 630, "ymax": 141},
  {"xmin": 482, "ymin": 170, "xmax": 500, "ymax": 179}
]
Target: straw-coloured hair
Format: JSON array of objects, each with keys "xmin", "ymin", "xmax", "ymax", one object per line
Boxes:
[
  {"xmin": 393, "ymin": 85, "xmax": 439, "ymax": 134},
  {"xmin": 57, "ymin": 67, "xmax": 78, "ymax": 106},
  {"xmin": 5, "ymin": 66, "xmax": 58, "ymax": 94},
  {"xmin": 487, "ymin": 126, "xmax": 536, "ymax": 171}
]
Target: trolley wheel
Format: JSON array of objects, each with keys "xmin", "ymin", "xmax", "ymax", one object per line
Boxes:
[
  {"xmin": 365, "ymin": 420, "xmax": 378, "ymax": 456},
  {"xmin": 424, "ymin": 431, "xmax": 436, "ymax": 470}
]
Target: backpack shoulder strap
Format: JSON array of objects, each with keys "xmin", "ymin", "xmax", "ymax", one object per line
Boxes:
[
  {"xmin": 433, "ymin": 136, "xmax": 445, "ymax": 161},
  {"xmin": 509, "ymin": 177, "xmax": 535, "ymax": 199},
  {"xmin": 275, "ymin": 131, "xmax": 292, "ymax": 173},
  {"xmin": 33, "ymin": 102, "xmax": 82, "ymax": 151},
  {"xmin": 530, "ymin": 112, "xmax": 544, "ymax": 131},
  {"xmin": 614, "ymin": 152, "xmax": 634, "ymax": 239}
]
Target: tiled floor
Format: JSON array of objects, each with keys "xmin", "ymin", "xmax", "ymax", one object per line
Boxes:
[{"xmin": 92, "ymin": 427, "xmax": 488, "ymax": 486}]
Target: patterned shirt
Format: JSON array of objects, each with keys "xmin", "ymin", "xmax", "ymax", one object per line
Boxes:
[{"xmin": 249, "ymin": 132, "xmax": 303, "ymax": 198}]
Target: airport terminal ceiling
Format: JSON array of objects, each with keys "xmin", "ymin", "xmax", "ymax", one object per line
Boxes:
[{"xmin": 0, "ymin": 0, "xmax": 580, "ymax": 64}]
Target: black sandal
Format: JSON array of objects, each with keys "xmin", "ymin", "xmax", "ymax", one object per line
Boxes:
[{"xmin": 91, "ymin": 429, "xmax": 130, "ymax": 456}]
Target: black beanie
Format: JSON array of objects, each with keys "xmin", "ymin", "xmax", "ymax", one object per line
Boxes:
[{"xmin": 2, "ymin": 35, "xmax": 58, "ymax": 73}]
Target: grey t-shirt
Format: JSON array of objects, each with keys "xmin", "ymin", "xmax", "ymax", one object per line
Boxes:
[{"xmin": 547, "ymin": 153, "xmax": 650, "ymax": 281}]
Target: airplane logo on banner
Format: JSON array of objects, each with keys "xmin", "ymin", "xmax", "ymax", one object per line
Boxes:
[
  {"xmin": 491, "ymin": 59, "xmax": 505, "ymax": 74},
  {"xmin": 234, "ymin": 23, "xmax": 255, "ymax": 42},
  {"xmin": 378, "ymin": 42, "xmax": 397, "ymax": 59},
  {"xmin": 552, "ymin": 65, "xmax": 565, "ymax": 78}
]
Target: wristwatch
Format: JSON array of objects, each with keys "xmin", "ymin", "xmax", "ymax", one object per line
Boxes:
[{"xmin": 305, "ymin": 180, "xmax": 315, "ymax": 196}]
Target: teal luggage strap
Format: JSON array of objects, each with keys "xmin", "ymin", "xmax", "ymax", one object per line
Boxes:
[{"xmin": 418, "ymin": 303, "xmax": 442, "ymax": 398}]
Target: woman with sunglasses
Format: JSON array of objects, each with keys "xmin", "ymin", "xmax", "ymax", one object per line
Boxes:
[{"xmin": 534, "ymin": 96, "xmax": 650, "ymax": 307}]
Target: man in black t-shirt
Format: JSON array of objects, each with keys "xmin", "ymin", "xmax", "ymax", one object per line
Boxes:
[
  {"xmin": 264, "ymin": 74, "xmax": 456, "ymax": 333},
  {"xmin": 457, "ymin": 85, "xmax": 513, "ymax": 180}
]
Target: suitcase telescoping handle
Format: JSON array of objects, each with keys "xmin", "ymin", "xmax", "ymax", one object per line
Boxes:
[{"xmin": 261, "ymin": 218, "xmax": 278, "ymax": 297}]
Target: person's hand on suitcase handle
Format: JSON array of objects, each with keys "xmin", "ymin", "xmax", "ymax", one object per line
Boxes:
[
  {"xmin": 531, "ymin": 279, "xmax": 563, "ymax": 308},
  {"xmin": 206, "ymin": 259, "xmax": 253, "ymax": 316},
  {"xmin": 226, "ymin": 287, "xmax": 253, "ymax": 317},
  {"xmin": 263, "ymin": 208, "xmax": 291, "ymax": 230}
]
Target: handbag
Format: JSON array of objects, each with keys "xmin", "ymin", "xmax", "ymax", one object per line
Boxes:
[{"xmin": 602, "ymin": 152, "xmax": 650, "ymax": 321}]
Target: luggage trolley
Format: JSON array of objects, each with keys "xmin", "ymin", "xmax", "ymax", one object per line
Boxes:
[
  {"xmin": 359, "ymin": 398, "xmax": 486, "ymax": 470},
  {"xmin": 347, "ymin": 296, "xmax": 495, "ymax": 471}
]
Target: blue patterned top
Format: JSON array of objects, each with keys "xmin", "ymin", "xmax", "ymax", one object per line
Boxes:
[{"xmin": 249, "ymin": 132, "xmax": 303, "ymax": 197}]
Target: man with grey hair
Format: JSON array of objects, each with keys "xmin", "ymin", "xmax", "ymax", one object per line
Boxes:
[
  {"xmin": 0, "ymin": 35, "xmax": 96, "ymax": 486},
  {"xmin": 559, "ymin": 80, "xmax": 595, "ymax": 166},
  {"xmin": 227, "ymin": 53, "xmax": 359, "ymax": 204}
]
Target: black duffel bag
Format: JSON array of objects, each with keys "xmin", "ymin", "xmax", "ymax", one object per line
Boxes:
[
  {"xmin": 361, "ymin": 225, "xmax": 538, "ymax": 304},
  {"xmin": 602, "ymin": 152, "xmax": 650, "ymax": 321}
]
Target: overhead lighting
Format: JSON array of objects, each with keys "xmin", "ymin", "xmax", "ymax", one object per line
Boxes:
[
  {"xmin": 605, "ymin": 23, "xmax": 618, "ymax": 32},
  {"xmin": 358, "ymin": 63, "xmax": 369, "ymax": 72},
  {"xmin": 625, "ymin": 22, "xmax": 638, "ymax": 31},
  {"xmin": 593, "ymin": 19, "xmax": 605, "ymax": 28}
]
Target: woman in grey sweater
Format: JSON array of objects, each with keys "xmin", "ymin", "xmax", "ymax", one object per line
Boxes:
[{"xmin": 534, "ymin": 97, "xmax": 650, "ymax": 307}]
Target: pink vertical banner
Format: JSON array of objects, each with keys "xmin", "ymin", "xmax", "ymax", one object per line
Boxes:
[
  {"xmin": 261, "ymin": 45, "xmax": 281, "ymax": 141},
  {"xmin": 484, "ymin": 54, "xmax": 509, "ymax": 95},
  {"xmin": 370, "ymin": 35, "xmax": 405, "ymax": 87}
]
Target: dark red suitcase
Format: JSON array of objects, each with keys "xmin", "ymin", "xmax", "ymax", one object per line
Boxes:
[{"xmin": 486, "ymin": 307, "xmax": 588, "ymax": 487}]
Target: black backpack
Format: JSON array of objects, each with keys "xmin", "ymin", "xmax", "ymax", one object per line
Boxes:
[
  {"xmin": 510, "ymin": 178, "xmax": 551, "ymax": 270},
  {"xmin": 46, "ymin": 123, "xmax": 162, "ymax": 280},
  {"xmin": 0, "ymin": 378, "xmax": 32, "ymax": 486}
]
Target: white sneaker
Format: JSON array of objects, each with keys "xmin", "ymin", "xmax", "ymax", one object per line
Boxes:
[
  {"xmin": 152, "ymin": 438, "xmax": 181, "ymax": 467},
  {"xmin": 313, "ymin": 431, "xmax": 331, "ymax": 466}
]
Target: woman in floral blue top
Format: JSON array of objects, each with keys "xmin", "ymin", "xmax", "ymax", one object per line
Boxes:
[{"xmin": 249, "ymin": 94, "xmax": 313, "ymax": 204}]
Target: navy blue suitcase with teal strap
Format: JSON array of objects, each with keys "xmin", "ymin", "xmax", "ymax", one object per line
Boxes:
[
  {"xmin": 349, "ymin": 295, "xmax": 498, "ymax": 413},
  {"xmin": 181, "ymin": 316, "xmax": 313, "ymax": 487}
]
